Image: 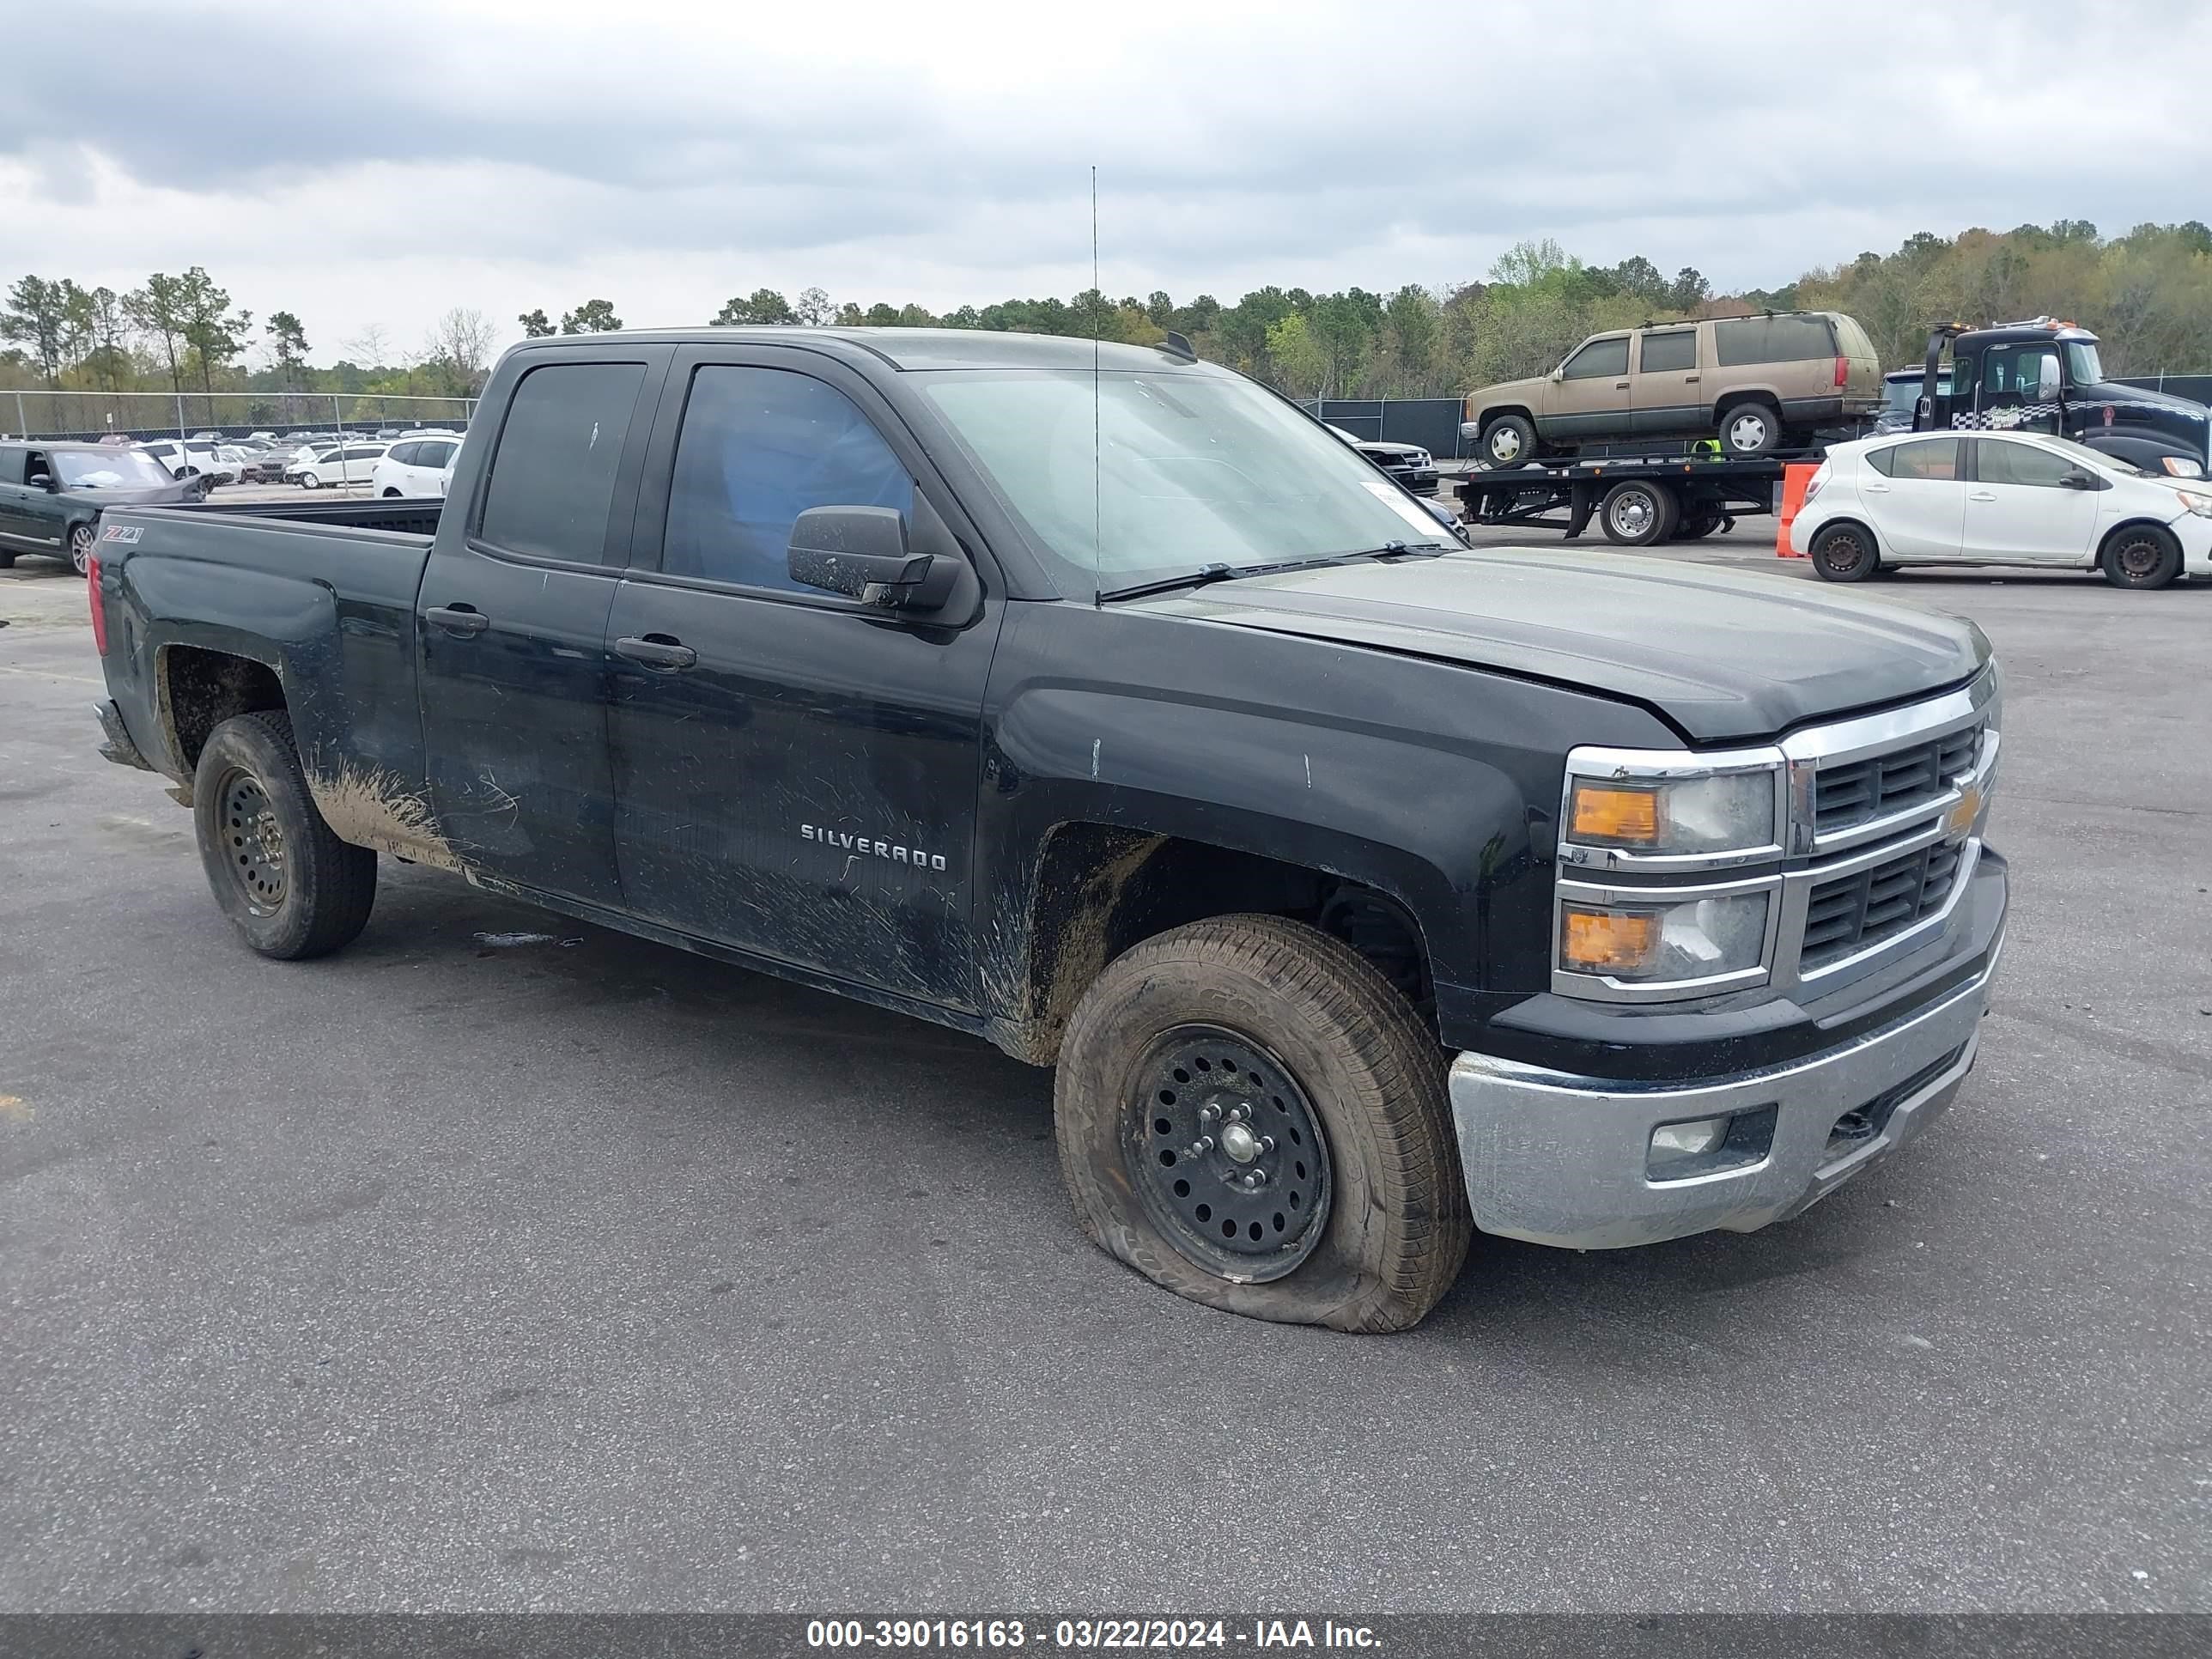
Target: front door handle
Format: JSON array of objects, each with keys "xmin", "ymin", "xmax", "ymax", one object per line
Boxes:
[
  {"xmin": 1968, "ymin": 490, "xmax": 1997, "ymax": 502},
  {"xmin": 1683, "ymin": 374, "xmax": 1699, "ymax": 384},
  {"xmin": 1614, "ymin": 380, "xmax": 1630, "ymax": 389},
  {"xmin": 614, "ymin": 634, "xmax": 697, "ymax": 671},
  {"xmin": 426, "ymin": 605, "xmax": 489, "ymax": 636}
]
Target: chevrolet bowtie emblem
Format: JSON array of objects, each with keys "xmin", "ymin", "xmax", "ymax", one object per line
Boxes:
[{"xmin": 1946, "ymin": 782, "xmax": 1982, "ymax": 838}]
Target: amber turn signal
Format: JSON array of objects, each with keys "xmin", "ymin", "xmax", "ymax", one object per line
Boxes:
[
  {"xmin": 1569, "ymin": 782, "xmax": 1661, "ymax": 846},
  {"xmin": 1561, "ymin": 906, "xmax": 1661, "ymax": 971}
]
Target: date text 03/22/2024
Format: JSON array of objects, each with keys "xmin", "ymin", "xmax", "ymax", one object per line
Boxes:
[{"xmin": 804, "ymin": 1620, "xmax": 1382, "ymax": 1650}]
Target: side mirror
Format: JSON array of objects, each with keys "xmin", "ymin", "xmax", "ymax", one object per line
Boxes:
[
  {"xmin": 34, "ymin": 474, "xmax": 58, "ymax": 492},
  {"xmin": 787, "ymin": 505, "xmax": 946, "ymax": 609},
  {"xmin": 1549, "ymin": 368, "xmax": 1565, "ymax": 383},
  {"xmin": 2038, "ymin": 362, "xmax": 2063, "ymax": 401},
  {"xmin": 2060, "ymin": 471, "xmax": 2097, "ymax": 490}
]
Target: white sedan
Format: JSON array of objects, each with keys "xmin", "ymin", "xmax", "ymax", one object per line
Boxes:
[
  {"xmin": 295, "ymin": 442, "xmax": 390, "ymax": 489},
  {"xmin": 369, "ymin": 436, "xmax": 460, "ymax": 498},
  {"xmin": 1793, "ymin": 430, "xmax": 2212, "ymax": 591}
]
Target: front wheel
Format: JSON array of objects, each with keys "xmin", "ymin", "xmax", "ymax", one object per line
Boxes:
[
  {"xmin": 2100, "ymin": 524, "xmax": 2183, "ymax": 590},
  {"xmin": 67, "ymin": 522, "xmax": 95, "ymax": 576},
  {"xmin": 1054, "ymin": 915, "xmax": 1470, "ymax": 1332},
  {"xmin": 1480, "ymin": 414, "xmax": 1537, "ymax": 468},
  {"xmin": 299, "ymin": 472, "xmax": 321, "ymax": 489},
  {"xmin": 193, "ymin": 711, "xmax": 377, "ymax": 959}
]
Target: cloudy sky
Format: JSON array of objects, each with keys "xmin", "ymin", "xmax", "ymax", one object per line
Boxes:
[{"xmin": 5, "ymin": 0, "xmax": 2208, "ymax": 367}]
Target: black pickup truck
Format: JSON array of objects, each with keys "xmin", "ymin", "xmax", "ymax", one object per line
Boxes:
[{"xmin": 87, "ymin": 328, "xmax": 2008, "ymax": 1332}]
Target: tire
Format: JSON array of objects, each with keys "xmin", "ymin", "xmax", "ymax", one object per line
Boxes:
[
  {"xmin": 192, "ymin": 710, "xmax": 377, "ymax": 960},
  {"xmin": 381, "ymin": 488, "xmax": 401, "ymax": 498},
  {"xmin": 0, "ymin": 551, "xmax": 15, "ymax": 568},
  {"xmin": 2100, "ymin": 523, "xmax": 2183, "ymax": 590},
  {"xmin": 67, "ymin": 522, "xmax": 95, "ymax": 577},
  {"xmin": 1678, "ymin": 513, "xmax": 1724, "ymax": 540},
  {"xmin": 1718, "ymin": 402, "xmax": 1782, "ymax": 458},
  {"xmin": 300, "ymin": 473, "xmax": 321, "ymax": 490},
  {"xmin": 1599, "ymin": 479, "xmax": 1678, "ymax": 546},
  {"xmin": 1808, "ymin": 520, "xmax": 1881, "ymax": 582},
  {"xmin": 1054, "ymin": 915, "xmax": 1470, "ymax": 1333},
  {"xmin": 1480, "ymin": 414, "xmax": 1537, "ymax": 468}
]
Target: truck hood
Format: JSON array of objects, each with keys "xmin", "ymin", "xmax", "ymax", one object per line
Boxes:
[
  {"xmin": 1140, "ymin": 548, "xmax": 1990, "ymax": 744},
  {"xmin": 2088, "ymin": 380, "xmax": 2210, "ymax": 425},
  {"xmin": 64, "ymin": 482, "xmax": 198, "ymax": 507}
]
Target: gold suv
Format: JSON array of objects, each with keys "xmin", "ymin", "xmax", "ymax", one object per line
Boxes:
[{"xmin": 1463, "ymin": 312, "xmax": 1881, "ymax": 466}]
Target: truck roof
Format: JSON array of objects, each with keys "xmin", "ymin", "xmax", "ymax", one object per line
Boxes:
[{"xmin": 517, "ymin": 326, "xmax": 1223, "ymax": 374}]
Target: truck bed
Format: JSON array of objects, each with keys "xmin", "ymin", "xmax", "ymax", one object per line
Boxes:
[{"xmin": 165, "ymin": 495, "xmax": 447, "ymax": 538}]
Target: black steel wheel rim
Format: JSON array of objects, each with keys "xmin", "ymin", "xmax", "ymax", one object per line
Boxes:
[
  {"xmin": 2117, "ymin": 537, "xmax": 2160, "ymax": 578},
  {"xmin": 1822, "ymin": 531, "xmax": 1865, "ymax": 574},
  {"xmin": 1124, "ymin": 1024, "xmax": 1333, "ymax": 1283},
  {"xmin": 218, "ymin": 768, "xmax": 288, "ymax": 915}
]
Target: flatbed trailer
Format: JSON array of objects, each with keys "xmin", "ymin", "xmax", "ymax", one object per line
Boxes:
[{"xmin": 1456, "ymin": 453, "xmax": 1802, "ymax": 545}]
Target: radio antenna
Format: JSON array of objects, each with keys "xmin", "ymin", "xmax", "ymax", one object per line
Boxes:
[{"xmin": 1091, "ymin": 164, "xmax": 1103, "ymax": 608}]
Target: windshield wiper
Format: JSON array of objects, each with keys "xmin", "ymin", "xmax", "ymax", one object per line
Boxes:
[{"xmin": 1096, "ymin": 544, "xmax": 1446, "ymax": 604}]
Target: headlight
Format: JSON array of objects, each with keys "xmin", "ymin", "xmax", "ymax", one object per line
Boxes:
[
  {"xmin": 1565, "ymin": 769, "xmax": 1779, "ymax": 858},
  {"xmin": 2157, "ymin": 455, "xmax": 2203, "ymax": 479},
  {"xmin": 2173, "ymin": 489, "xmax": 2212, "ymax": 518},
  {"xmin": 1559, "ymin": 890, "xmax": 1771, "ymax": 985}
]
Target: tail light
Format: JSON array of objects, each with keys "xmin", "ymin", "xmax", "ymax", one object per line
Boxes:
[
  {"xmin": 1803, "ymin": 463, "xmax": 1829, "ymax": 503},
  {"xmin": 1833, "ymin": 355, "xmax": 1849, "ymax": 388},
  {"xmin": 87, "ymin": 553, "xmax": 108, "ymax": 656}
]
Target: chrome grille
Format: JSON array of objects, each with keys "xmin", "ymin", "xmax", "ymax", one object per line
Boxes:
[
  {"xmin": 1814, "ymin": 725, "xmax": 1980, "ymax": 836},
  {"xmin": 1801, "ymin": 841, "xmax": 1963, "ymax": 970}
]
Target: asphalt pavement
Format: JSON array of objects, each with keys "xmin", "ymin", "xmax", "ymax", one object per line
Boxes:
[{"xmin": 2, "ymin": 538, "xmax": 2208, "ymax": 1613}]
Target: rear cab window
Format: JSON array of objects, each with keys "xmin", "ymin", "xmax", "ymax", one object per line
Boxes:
[{"xmin": 477, "ymin": 360, "xmax": 651, "ymax": 564}]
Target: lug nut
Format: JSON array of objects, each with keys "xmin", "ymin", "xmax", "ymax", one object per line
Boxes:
[
  {"xmin": 1224, "ymin": 1104, "xmax": 1247, "ymax": 1122},
  {"xmin": 1260, "ymin": 1135, "xmax": 1276, "ymax": 1153},
  {"xmin": 1188, "ymin": 1135, "xmax": 1214, "ymax": 1156},
  {"xmin": 1198, "ymin": 1103, "xmax": 1220, "ymax": 1124}
]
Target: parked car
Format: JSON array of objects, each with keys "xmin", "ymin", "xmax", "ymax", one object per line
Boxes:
[
  {"xmin": 293, "ymin": 442, "xmax": 388, "ymax": 489},
  {"xmin": 1326, "ymin": 424, "xmax": 1440, "ymax": 496},
  {"xmin": 200, "ymin": 445, "xmax": 256, "ymax": 485},
  {"xmin": 1871, "ymin": 368, "xmax": 1952, "ymax": 435},
  {"xmin": 1791, "ymin": 428, "xmax": 2212, "ymax": 590},
  {"xmin": 371, "ymin": 436, "xmax": 460, "ymax": 497},
  {"xmin": 87, "ymin": 326, "xmax": 2006, "ymax": 1334},
  {"xmin": 400, "ymin": 426, "xmax": 463, "ymax": 439},
  {"xmin": 190, "ymin": 430, "xmax": 222, "ymax": 441},
  {"xmin": 1463, "ymin": 310, "xmax": 1883, "ymax": 465},
  {"xmin": 237, "ymin": 445, "xmax": 290, "ymax": 483},
  {"xmin": 0, "ymin": 440, "xmax": 204, "ymax": 574},
  {"xmin": 138, "ymin": 439, "xmax": 221, "ymax": 480}
]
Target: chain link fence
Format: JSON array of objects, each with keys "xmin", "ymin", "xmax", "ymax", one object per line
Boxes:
[{"xmin": 0, "ymin": 388, "xmax": 477, "ymax": 443}]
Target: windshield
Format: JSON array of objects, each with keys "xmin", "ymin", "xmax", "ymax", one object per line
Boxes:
[
  {"xmin": 1881, "ymin": 374, "xmax": 1948, "ymax": 416},
  {"xmin": 2063, "ymin": 341, "xmax": 2104, "ymax": 385},
  {"xmin": 920, "ymin": 369, "xmax": 1445, "ymax": 596},
  {"xmin": 54, "ymin": 449, "xmax": 176, "ymax": 489},
  {"xmin": 2034, "ymin": 434, "xmax": 2145, "ymax": 476}
]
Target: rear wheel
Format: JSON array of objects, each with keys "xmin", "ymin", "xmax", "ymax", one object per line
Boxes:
[
  {"xmin": 1054, "ymin": 915, "xmax": 1470, "ymax": 1333},
  {"xmin": 2100, "ymin": 523, "xmax": 2182, "ymax": 590},
  {"xmin": 192, "ymin": 710, "xmax": 377, "ymax": 959},
  {"xmin": 67, "ymin": 522, "xmax": 95, "ymax": 576},
  {"xmin": 1808, "ymin": 521, "xmax": 1881, "ymax": 582},
  {"xmin": 381, "ymin": 487, "xmax": 402, "ymax": 497},
  {"xmin": 1480, "ymin": 414, "xmax": 1537, "ymax": 468},
  {"xmin": 1719, "ymin": 402, "xmax": 1782, "ymax": 458},
  {"xmin": 1677, "ymin": 513, "xmax": 1725, "ymax": 540},
  {"xmin": 1599, "ymin": 480, "xmax": 1678, "ymax": 546}
]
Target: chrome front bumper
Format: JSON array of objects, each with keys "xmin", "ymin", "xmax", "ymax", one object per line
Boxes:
[{"xmin": 1449, "ymin": 933, "xmax": 2002, "ymax": 1250}]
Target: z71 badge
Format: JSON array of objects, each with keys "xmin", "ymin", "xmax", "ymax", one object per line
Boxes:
[{"xmin": 100, "ymin": 524, "xmax": 143, "ymax": 544}]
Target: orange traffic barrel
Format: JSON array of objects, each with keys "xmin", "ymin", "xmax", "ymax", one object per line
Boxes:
[{"xmin": 1775, "ymin": 462, "xmax": 1820, "ymax": 557}]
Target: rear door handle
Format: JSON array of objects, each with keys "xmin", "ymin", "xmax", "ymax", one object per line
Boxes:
[
  {"xmin": 1614, "ymin": 380, "xmax": 1630, "ymax": 389},
  {"xmin": 1968, "ymin": 491, "xmax": 1997, "ymax": 501},
  {"xmin": 1863, "ymin": 482, "xmax": 1892, "ymax": 493},
  {"xmin": 1683, "ymin": 374, "xmax": 1699, "ymax": 384},
  {"xmin": 426, "ymin": 605, "xmax": 489, "ymax": 636},
  {"xmin": 614, "ymin": 634, "xmax": 697, "ymax": 671}
]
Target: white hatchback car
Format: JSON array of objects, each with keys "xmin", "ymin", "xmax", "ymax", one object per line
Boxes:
[
  {"xmin": 295, "ymin": 442, "xmax": 390, "ymax": 489},
  {"xmin": 1793, "ymin": 430, "xmax": 2212, "ymax": 590},
  {"xmin": 369, "ymin": 436, "xmax": 460, "ymax": 498}
]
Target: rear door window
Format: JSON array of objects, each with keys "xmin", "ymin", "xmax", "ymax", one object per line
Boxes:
[
  {"xmin": 1873, "ymin": 437, "xmax": 1962, "ymax": 481},
  {"xmin": 1714, "ymin": 314, "xmax": 1838, "ymax": 366},
  {"xmin": 420, "ymin": 441, "xmax": 456, "ymax": 468},
  {"xmin": 0, "ymin": 450, "xmax": 23, "ymax": 486},
  {"xmin": 1637, "ymin": 330, "xmax": 1697, "ymax": 373},
  {"xmin": 1560, "ymin": 337, "xmax": 1629, "ymax": 380},
  {"xmin": 477, "ymin": 361, "xmax": 649, "ymax": 564},
  {"xmin": 387, "ymin": 441, "xmax": 418, "ymax": 466},
  {"xmin": 659, "ymin": 365, "xmax": 913, "ymax": 592}
]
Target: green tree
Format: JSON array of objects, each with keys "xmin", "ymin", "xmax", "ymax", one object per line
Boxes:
[
  {"xmin": 125, "ymin": 272, "xmax": 193, "ymax": 398},
  {"xmin": 518, "ymin": 307, "xmax": 556, "ymax": 337},
  {"xmin": 2, "ymin": 276, "xmax": 75, "ymax": 386},
  {"xmin": 1263, "ymin": 313, "xmax": 1328, "ymax": 398},
  {"xmin": 559, "ymin": 299, "xmax": 622, "ymax": 333},
  {"xmin": 713, "ymin": 289, "xmax": 795, "ymax": 325},
  {"xmin": 794, "ymin": 287, "xmax": 835, "ymax": 326},
  {"xmin": 265, "ymin": 310, "xmax": 311, "ymax": 389},
  {"xmin": 164, "ymin": 267, "xmax": 251, "ymax": 415}
]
